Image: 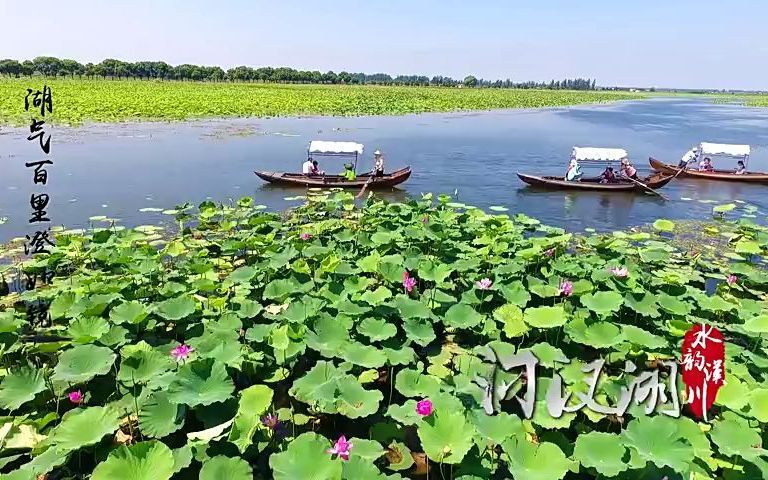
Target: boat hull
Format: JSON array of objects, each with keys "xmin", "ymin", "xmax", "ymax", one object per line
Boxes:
[
  {"xmin": 649, "ymin": 157, "xmax": 768, "ymax": 184},
  {"xmin": 517, "ymin": 172, "xmax": 672, "ymax": 192},
  {"xmin": 255, "ymin": 167, "xmax": 411, "ymax": 188}
]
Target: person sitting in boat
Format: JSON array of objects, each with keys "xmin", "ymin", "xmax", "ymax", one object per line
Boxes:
[
  {"xmin": 699, "ymin": 157, "xmax": 714, "ymax": 172},
  {"xmin": 620, "ymin": 159, "xmax": 638, "ymax": 180},
  {"xmin": 565, "ymin": 159, "xmax": 582, "ymax": 181},
  {"xmin": 735, "ymin": 160, "xmax": 746, "ymax": 175},
  {"xmin": 311, "ymin": 160, "xmax": 324, "ymax": 175},
  {"xmin": 302, "ymin": 158, "xmax": 315, "ymax": 176},
  {"xmin": 342, "ymin": 163, "xmax": 357, "ymax": 181},
  {"xmin": 599, "ymin": 167, "xmax": 617, "ymax": 184},
  {"xmin": 373, "ymin": 150, "xmax": 385, "ymax": 177}
]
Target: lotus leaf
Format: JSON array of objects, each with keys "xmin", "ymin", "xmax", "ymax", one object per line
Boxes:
[
  {"xmin": 572, "ymin": 431, "xmax": 628, "ymax": 476},
  {"xmin": 580, "ymin": 291, "xmax": 624, "ymax": 315},
  {"xmin": 656, "ymin": 293, "xmax": 692, "ymax": 316},
  {"xmin": 568, "ymin": 318, "xmax": 625, "ymax": 349},
  {"xmin": 340, "ymin": 342, "xmax": 388, "ymax": 368},
  {"xmin": 199, "ymin": 455, "xmax": 253, "ymax": 480},
  {"xmin": 360, "ymin": 286, "xmax": 392, "ymax": 305},
  {"xmin": 444, "ymin": 302, "xmax": 484, "ymax": 329},
  {"xmin": 392, "ymin": 295, "xmax": 432, "ymax": 319},
  {"xmin": 167, "ymin": 359, "xmax": 235, "ymax": 407},
  {"xmin": 493, "ymin": 303, "xmax": 528, "ymax": 338},
  {"xmin": 269, "ymin": 432, "xmax": 342, "ymax": 480},
  {"xmin": 357, "ymin": 317, "xmax": 397, "ymax": 342},
  {"xmin": 709, "ymin": 416, "xmax": 764, "ymax": 459},
  {"xmin": 418, "ymin": 411, "xmax": 475, "ymax": 464},
  {"xmin": 154, "ymin": 295, "xmax": 196, "ymax": 321},
  {"xmin": 622, "ymin": 415, "xmax": 695, "ymax": 472},
  {"xmin": 0, "ymin": 368, "xmax": 47, "ymax": 411},
  {"xmin": 109, "ymin": 301, "xmax": 149, "ymax": 324},
  {"xmin": 52, "ymin": 345, "xmax": 117, "ymax": 384},
  {"xmin": 622, "ymin": 325, "xmax": 667, "ymax": 349},
  {"xmin": 91, "ymin": 441, "xmax": 175, "ymax": 480},
  {"xmin": 653, "ymin": 219, "xmax": 675, "ymax": 232},
  {"xmin": 117, "ymin": 344, "xmax": 175, "ymax": 384},
  {"xmin": 744, "ymin": 314, "xmax": 768, "ymax": 333},
  {"xmin": 139, "ymin": 392, "xmax": 186, "ymax": 438},
  {"xmin": 394, "ymin": 369, "xmax": 442, "ymax": 398},
  {"xmin": 384, "ymin": 441, "xmax": 414, "ymax": 471},
  {"xmin": 402, "ymin": 318, "xmax": 436, "ymax": 346},
  {"xmin": 748, "ymin": 389, "xmax": 768, "ymax": 421},
  {"xmin": 523, "ymin": 305, "xmax": 567, "ymax": 328},
  {"xmin": 49, "ymin": 406, "xmax": 120, "ymax": 451},
  {"xmin": 468, "ymin": 410, "xmax": 524, "ymax": 445},
  {"xmin": 502, "ymin": 438, "xmax": 572, "ymax": 480}
]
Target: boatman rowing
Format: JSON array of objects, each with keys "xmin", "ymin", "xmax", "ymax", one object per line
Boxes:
[
  {"xmin": 373, "ymin": 150, "xmax": 385, "ymax": 177},
  {"xmin": 679, "ymin": 147, "xmax": 699, "ymax": 169}
]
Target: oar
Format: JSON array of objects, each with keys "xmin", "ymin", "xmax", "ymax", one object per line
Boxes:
[
  {"xmin": 624, "ymin": 175, "xmax": 669, "ymax": 201},
  {"xmin": 669, "ymin": 161, "xmax": 689, "ymax": 181},
  {"xmin": 355, "ymin": 175, "xmax": 374, "ymax": 199}
]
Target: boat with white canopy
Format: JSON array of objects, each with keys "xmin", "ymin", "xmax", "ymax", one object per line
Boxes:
[
  {"xmin": 518, "ymin": 146, "xmax": 673, "ymax": 192},
  {"xmin": 255, "ymin": 140, "xmax": 411, "ymax": 188},
  {"xmin": 650, "ymin": 142, "xmax": 768, "ymax": 183}
]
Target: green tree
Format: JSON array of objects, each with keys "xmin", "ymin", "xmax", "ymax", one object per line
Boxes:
[{"xmin": 463, "ymin": 75, "xmax": 478, "ymax": 87}]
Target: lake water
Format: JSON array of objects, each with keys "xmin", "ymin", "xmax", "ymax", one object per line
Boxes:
[{"xmin": 2, "ymin": 97, "xmax": 768, "ymax": 243}]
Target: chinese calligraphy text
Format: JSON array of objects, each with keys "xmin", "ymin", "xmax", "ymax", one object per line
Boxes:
[{"xmin": 681, "ymin": 324, "xmax": 725, "ymax": 421}]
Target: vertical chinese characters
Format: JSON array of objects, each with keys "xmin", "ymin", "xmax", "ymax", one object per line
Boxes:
[
  {"xmin": 22, "ymin": 85, "xmax": 55, "ymax": 327},
  {"xmin": 680, "ymin": 324, "xmax": 725, "ymax": 421},
  {"xmin": 23, "ymin": 85, "xmax": 54, "ymax": 255}
]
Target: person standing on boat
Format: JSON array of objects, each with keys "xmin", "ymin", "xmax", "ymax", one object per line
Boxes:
[
  {"xmin": 302, "ymin": 157, "xmax": 314, "ymax": 175},
  {"xmin": 735, "ymin": 160, "xmax": 746, "ymax": 175},
  {"xmin": 679, "ymin": 147, "xmax": 699, "ymax": 168},
  {"xmin": 620, "ymin": 158, "xmax": 638, "ymax": 180},
  {"xmin": 373, "ymin": 150, "xmax": 385, "ymax": 177},
  {"xmin": 565, "ymin": 158, "xmax": 582, "ymax": 181}
]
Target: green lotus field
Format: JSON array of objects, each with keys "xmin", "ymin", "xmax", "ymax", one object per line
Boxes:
[
  {"xmin": 0, "ymin": 191, "xmax": 767, "ymax": 479},
  {"xmin": 0, "ymin": 78, "xmax": 646, "ymax": 126}
]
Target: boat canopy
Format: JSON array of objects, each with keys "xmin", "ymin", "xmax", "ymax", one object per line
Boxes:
[
  {"xmin": 308, "ymin": 141, "xmax": 364, "ymax": 156},
  {"xmin": 699, "ymin": 142, "xmax": 750, "ymax": 158},
  {"xmin": 571, "ymin": 147, "xmax": 629, "ymax": 162}
]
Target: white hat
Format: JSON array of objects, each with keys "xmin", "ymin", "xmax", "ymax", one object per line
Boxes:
[{"xmin": 374, "ymin": 150, "xmax": 381, "ymax": 155}]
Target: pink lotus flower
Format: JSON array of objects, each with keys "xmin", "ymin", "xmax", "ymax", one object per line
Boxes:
[
  {"xmin": 328, "ymin": 435, "xmax": 353, "ymax": 460},
  {"xmin": 545, "ymin": 248, "xmax": 555, "ymax": 257},
  {"xmin": 559, "ymin": 280, "xmax": 573, "ymax": 297},
  {"xmin": 476, "ymin": 278, "xmax": 493, "ymax": 290},
  {"xmin": 403, "ymin": 271, "xmax": 417, "ymax": 293},
  {"xmin": 170, "ymin": 344, "xmax": 194, "ymax": 362},
  {"xmin": 610, "ymin": 266, "xmax": 629, "ymax": 278},
  {"xmin": 68, "ymin": 390, "xmax": 83, "ymax": 404},
  {"xmin": 727, "ymin": 274, "xmax": 738, "ymax": 286},
  {"xmin": 416, "ymin": 399, "xmax": 433, "ymax": 416},
  {"xmin": 422, "ymin": 216, "xmax": 429, "ymax": 224},
  {"xmin": 300, "ymin": 232, "xmax": 311, "ymax": 241}
]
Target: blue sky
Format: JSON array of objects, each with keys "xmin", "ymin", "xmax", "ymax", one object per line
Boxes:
[{"xmin": 1, "ymin": 0, "xmax": 765, "ymax": 90}]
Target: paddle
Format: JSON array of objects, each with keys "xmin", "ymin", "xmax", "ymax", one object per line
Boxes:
[
  {"xmin": 355, "ymin": 175, "xmax": 374, "ymax": 199},
  {"xmin": 623, "ymin": 175, "xmax": 669, "ymax": 201}
]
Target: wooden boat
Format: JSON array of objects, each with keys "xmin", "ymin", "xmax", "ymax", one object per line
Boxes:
[
  {"xmin": 255, "ymin": 167, "xmax": 412, "ymax": 188},
  {"xmin": 517, "ymin": 172, "xmax": 673, "ymax": 192},
  {"xmin": 649, "ymin": 158, "xmax": 768, "ymax": 184},
  {"xmin": 518, "ymin": 146, "xmax": 673, "ymax": 193},
  {"xmin": 255, "ymin": 140, "xmax": 411, "ymax": 189}
]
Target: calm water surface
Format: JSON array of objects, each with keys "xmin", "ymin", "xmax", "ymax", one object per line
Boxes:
[{"xmin": 2, "ymin": 98, "xmax": 768, "ymax": 243}]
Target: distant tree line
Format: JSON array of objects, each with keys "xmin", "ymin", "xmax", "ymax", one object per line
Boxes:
[{"xmin": 0, "ymin": 56, "xmax": 598, "ymax": 90}]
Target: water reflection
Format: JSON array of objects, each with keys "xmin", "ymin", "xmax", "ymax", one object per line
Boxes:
[{"xmin": 1, "ymin": 98, "xmax": 767, "ymax": 242}]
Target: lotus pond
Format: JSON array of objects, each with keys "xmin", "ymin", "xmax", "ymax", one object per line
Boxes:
[
  {"xmin": 0, "ymin": 78, "xmax": 647, "ymax": 126},
  {"xmin": 0, "ymin": 191, "xmax": 768, "ymax": 480}
]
